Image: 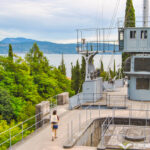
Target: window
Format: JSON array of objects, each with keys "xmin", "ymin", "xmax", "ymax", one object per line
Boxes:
[
  {"xmin": 134, "ymin": 58, "xmax": 150, "ymax": 72},
  {"xmin": 120, "ymin": 31, "xmax": 124, "ymax": 40},
  {"xmin": 136, "ymin": 78, "xmax": 150, "ymax": 90},
  {"xmin": 141, "ymin": 30, "xmax": 147, "ymax": 39},
  {"xmin": 130, "ymin": 31, "xmax": 136, "ymax": 39}
]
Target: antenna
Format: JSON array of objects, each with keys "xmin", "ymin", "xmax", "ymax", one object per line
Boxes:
[{"xmin": 143, "ymin": 0, "xmax": 149, "ymax": 27}]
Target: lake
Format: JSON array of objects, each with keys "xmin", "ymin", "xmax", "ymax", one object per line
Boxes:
[{"xmin": 1, "ymin": 53, "xmax": 122, "ymax": 77}]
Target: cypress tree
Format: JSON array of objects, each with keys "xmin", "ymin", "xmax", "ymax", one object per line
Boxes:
[
  {"xmin": 114, "ymin": 60, "xmax": 116, "ymax": 76},
  {"xmin": 8, "ymin": 44, "xmax": 13, "ymax": 60},
  {"xmin": 71, "ymin": 60, "xmax": 81, "ymax": 94},
  {"xmin": 125, "ymin": 0, "xmax": 135, "ymax": 27},
  {"xmin": 100, "ymin": 60, "xmax": 104, "ymax": 73},
  {"xmin": 80, "ymin": 57, "xmax": 86, "ymax": 91},
  {"xmin": 58, "ymin": 53, "xmax": 66, "ymax": 76}
]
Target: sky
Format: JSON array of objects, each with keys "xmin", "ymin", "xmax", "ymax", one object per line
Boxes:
[{"xmin": 0, "ymin": 0, "xmax": 145, "ymax": 43}]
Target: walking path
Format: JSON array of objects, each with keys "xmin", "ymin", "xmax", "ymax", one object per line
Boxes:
[{"xmin": 11, "ymin": 87, "xmax": 150, "ymax": 150}]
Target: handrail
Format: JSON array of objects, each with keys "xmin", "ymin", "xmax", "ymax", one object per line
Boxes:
[{"xmin": 0, "ymin": 94, "xmax": 58, "ymax": 149}]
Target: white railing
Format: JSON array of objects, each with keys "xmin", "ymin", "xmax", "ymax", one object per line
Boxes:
[
  {"xmin": 66, "ymin": 101, "xmax": 150, "ymax": 149},
  {"xmin": 0, "ymin": 95, "xmax": 58, "ymax": 150}
]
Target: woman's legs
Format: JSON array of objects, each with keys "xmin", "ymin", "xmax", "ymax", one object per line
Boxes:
[
  {"xmin": 51, "ymin": 124, "xmax": 54, "ymax": 141},
  {"xmin": 54, "ymin": 129, "xmax": 57, "ymax": 138}
]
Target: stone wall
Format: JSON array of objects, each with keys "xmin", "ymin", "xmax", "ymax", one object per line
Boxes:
[
  {"xmin": 57, "ymin": 92, "xmax": 69, "ymax": 105},
  {"xmin": 36, "ymin": 101, "xmax": 50, "ymax": 128}
]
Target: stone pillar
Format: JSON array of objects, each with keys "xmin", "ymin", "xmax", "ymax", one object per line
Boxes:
[
  {"xmin": 36, "ymin": 101, "xmax": 50, "ymax": 129},
  {"xmin": 57, "ymin": 92, "xmax": 69, "ymax": 105}
]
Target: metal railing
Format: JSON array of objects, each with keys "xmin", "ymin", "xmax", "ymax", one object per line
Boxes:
[
  {"xmin": 0, "ymin": 95, "xmax": 58, "ymax": 150},
  {"xmin": 66, "ymin": 99, "xmax": 150, "ymax": 149}
]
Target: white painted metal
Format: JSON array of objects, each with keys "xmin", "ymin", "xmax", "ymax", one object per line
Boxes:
[
  {"xmin": 123, "ymin": 28, "xmax": 150, "ymax": 53},
  {"xmin": 143, "ymin": 0, "xmax": 149, "ymax": 27}
]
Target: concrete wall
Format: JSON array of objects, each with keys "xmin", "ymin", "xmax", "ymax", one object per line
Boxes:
[
  {"xmin": 75, "ymin": 119, "xmax": 104, "ymax": 147},
  {"xmin": 129, "ymin": 76, "xmax": 150, "ymax": 101},
  {"xmin": 64, "ymin": 117, "xmax": 150, "ymax": 149}
]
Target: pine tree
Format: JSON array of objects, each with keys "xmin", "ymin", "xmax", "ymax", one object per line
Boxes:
[
  {"xmin": 8, "ymin": 44, "xmax": 13, "ymax": 60},
  {"xmin": 58, "ymin": 53, "xmax": 66, "ymax": 76},
  {"xmin": 125, "ymin": 0, "xmax": 135, "ymax": 27}
]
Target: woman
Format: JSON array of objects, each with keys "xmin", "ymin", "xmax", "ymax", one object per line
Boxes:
[{"xmin": 51, "ymin": 110, "xmax": 59, "ymax": 141}]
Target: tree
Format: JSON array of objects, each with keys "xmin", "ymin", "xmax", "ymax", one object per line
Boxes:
[
  {"xmin": 71, "ymin": 60, "xmax": 81, "ymax": 94},
  {"xmin": 114, "ymin": 60, "xmax": 116, "ymax": 76},
  {"xmin": 58, "ymin": 53, "xmax": 66, "ymax": 76},
  {"xmin": 8, "ymin": 44, "xmax": 13, "ymax": 60},
  {"xmin": 100, "ymin": 60, "xmax": 104, "ymax": 73},
  {"xmin": 124, "ymin": 0, "xmax": 135, "ymax": 27},
  {"xmin": 25, "ymin": 43, "xmax": 50, "ymax": 75},
  {"xmin": 0, "ymin": 87, "xmax": 15, "ymax": 122},
  {"xmin": 80, "ymin": 57, "xmax": 86, "ymax": 86}
]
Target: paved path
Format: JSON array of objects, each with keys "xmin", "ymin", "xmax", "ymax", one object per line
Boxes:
[{"xmin": 11, "ymin": 87, "xmax": 150, "ymax": 150}]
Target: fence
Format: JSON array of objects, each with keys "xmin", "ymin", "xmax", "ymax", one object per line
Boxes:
[
  {"xmin": 103, "ymin": 79, "xmax": 124, "ymax": 90},
  {"xmin": 69, "ymin": 79, "xmax": 125, "ymax": 109},
  {"xmin": 0, "ymin": 96, "xmax": 58, "ymax": 150},
  {"xmin": 69, "ymin": 93, "xmax": 127, "ymax": 110},
  {"xmin": 66, "ymin": 99, "xmax": 150, "ymax": 149}
]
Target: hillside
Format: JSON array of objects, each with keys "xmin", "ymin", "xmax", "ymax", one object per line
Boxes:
[
  {"xmin": 0, "ymin": 37, "xmax": 119, "ymax": 54},
  {"xmin": 0, "ymin": 38, "xmax": 77, "ymax": 54}
]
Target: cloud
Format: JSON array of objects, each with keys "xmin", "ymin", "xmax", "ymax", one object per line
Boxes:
[{"xmin": 0, "ymin": 0, "xmax": 145, "ymax": 42}]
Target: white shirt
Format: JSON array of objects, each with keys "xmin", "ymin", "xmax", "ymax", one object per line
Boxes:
[{"xmin": 51, "ymin": 115, "xmax": 58, "ymax": 123}]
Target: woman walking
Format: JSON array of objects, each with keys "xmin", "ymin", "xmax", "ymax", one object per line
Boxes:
[{"xmin": 51, "ymin": 110, "xmax": 59, "ymax": 141}]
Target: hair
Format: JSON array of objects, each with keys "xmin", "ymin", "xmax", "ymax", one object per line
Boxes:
[{"xmin": 53, "ymin": 110, "xmax": 57, "ymax": 115}]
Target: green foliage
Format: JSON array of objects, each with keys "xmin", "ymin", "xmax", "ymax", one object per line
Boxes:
[
  {"xmin": 100, "ymin": 60, "xmax": 104, "ymax": 72},
  {"xmin": 125, "ymin": 0, "xmax": 135, "ymax": 27},
  {"xmin": 0, "ymin": 43, "xmax": 75, "ymax": 148},
  {"xmin": 58, "ymin": 53, "xmax": 66, "ymax": 76},
  {"xmin": 0, "ymin": 87, "xmax": 14, "ymax": 123},
  {"xmin": 8, "ymin": 44, "xmax": 13, "ymax": 60},
  {"xmin": 99, "ymin": 60, "xmax": 122, "ymax": 81},
  {"xmin": 71, "ymin": 60, "xmax": 81, "ymax": 94},
  {"xmin": 122, "ymin": 52, "xmax": 130, "ymax": 77},
  {"xmin": 80, "ymin": 57, "xmax": 86, "ymax": 89}
]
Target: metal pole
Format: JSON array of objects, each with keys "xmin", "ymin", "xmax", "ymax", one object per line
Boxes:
[
  {"xmin": 90, "ymin": 109, "xmax": 91, "ymax": 120},
  {"xmin": 93, "ymin": 93, "xmax": 94, "ymax": 105},
  {"xmin": 35, "ymin": 115, "xmax": 37, "ymax": 130},
  {"xmin": 79, "ymin": 113, "xmax": 81, "ymax": 132},
  {"xmin": 106, "ymin": 93, "xmax": 108, "ymax": 106},
  {"xmin": 109, "ymin": 95, "xmax": 110, "ymax": 107},
  {"xmin": 9, "ymin": 129, "xmax": 12, "ymax": 150},
  {"xmin": 22, "ymin": 122, "xmax": 23, "ymax": 141},
  {"xmin": 86, "ymin": 108, "xmax": 88, "ymax": 123},
  {"xmin": 71, "ymin": 120, "xmax": 73, "ymax": 140},
  {"xmin": 99, "ymin": 105, "xmax": 100, "ymax": 118},
  {"xmin": 67, "ymin": 123, "xmax": 70, "ymax": 142}
]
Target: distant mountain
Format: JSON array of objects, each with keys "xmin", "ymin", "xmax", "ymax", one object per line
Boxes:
[
  {"xmin": 0, "ymin": 38, "xmax": 77, "ymax": 54},
  {"xmin": 1, "ymin": 37, "xmax": 36, "ymax": 44},
  {"xmin": 0, "ymin": 37, "xmax": 119, "ymax": 54}
]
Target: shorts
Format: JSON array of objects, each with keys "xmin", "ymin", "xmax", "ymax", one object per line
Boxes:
[{"xmin": 53, "ymin": 124, "xmax": 58, "ymax": 129}]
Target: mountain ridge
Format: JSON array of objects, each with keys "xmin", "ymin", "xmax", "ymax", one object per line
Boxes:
[{"xmin": 0, "ymin": 37, "xmax": 77, "ymax": 54}]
